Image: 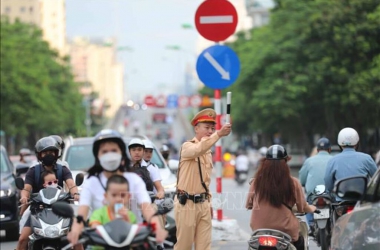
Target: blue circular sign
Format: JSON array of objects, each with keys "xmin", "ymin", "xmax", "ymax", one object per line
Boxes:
[{"xmin": 196, "ymin": 45, "xmax": 240, "ymax": 89}]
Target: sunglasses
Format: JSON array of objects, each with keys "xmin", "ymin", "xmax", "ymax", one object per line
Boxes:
[
  {"xmin": 110, "ymin": 192, "xmax": 129, "ymax": 198},
  {"xmin": 46, "ymin": 180, "xmax": 58, "ymax": 185}
]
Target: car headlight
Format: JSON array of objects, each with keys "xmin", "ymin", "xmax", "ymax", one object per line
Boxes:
[
  {"xmin": 0, "ymin": 188, "xmax": 14, "ymax": 197},
  {"xmin": 34, "ymin": 227, "xmax": 44, "ymax": 236},
  {"xmin": 44, "ymin": 226, "xmax": 59, "ymax": 238},
  {"xmin": 163, "ymin": 182, "xmax": 176, "ymax": 189}
]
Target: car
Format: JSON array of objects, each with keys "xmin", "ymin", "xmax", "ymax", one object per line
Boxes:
[
  {"xmin": 0, "ymin": 145, "xmax": 19, "ymax": 241},
  {"xmin": 330, "ymin": 169, "xmax": 380, "ymax": 250},
  {"xmin": 62, "ymin": 135, "xmax": 177, "ymax": 198}
]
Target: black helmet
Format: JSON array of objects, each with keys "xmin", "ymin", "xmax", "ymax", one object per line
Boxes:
[
  {"xmin": 35, "ymin": 137, "xmax": 60, "ymax": 160},
  {"xmin": 50, "ymin": 135, "xmax": 65, "ymax": 150},
  {"xmin": 266, "ymin": 145, "xmax": 288, "ymax": 160},
  {"xmin": 160, "ymin": 145, "xmax": 170, "ymax": 153},
  {"xmin": 317, "ymin": 137, "xmax": 331, "ymax": 150},
  {"xmin": 92, "ymin": 129, "xmax": 126, "ymax": 159}
]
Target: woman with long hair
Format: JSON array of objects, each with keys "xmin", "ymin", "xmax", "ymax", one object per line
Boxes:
[
  {"xmin": 246, "ymin": 145, "xmax": 316, "ymax": 250},
  {"xmin": 67, "ymin": 129, "xmax": 168, "ymax": 247}
]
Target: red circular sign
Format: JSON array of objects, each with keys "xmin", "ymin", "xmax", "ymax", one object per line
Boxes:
[
  {"xmin": 190, "ymin": 94, "xmax": 202, "ymax": 108},
  {"xmin": 144, "ymin": 95, "xmax": 156, "ymax": 107},
  {"xmin": 195, "ymin": 0, "xmax": 238, "ymax": 42},
  {"xmin": 178, "ymin": 95, "xmax": 189, "ymax": 108}
]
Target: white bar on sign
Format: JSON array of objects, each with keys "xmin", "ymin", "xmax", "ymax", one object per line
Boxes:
[{"xmin": 200, "ymin": 15, "xmax": 233, "ymax": 24}]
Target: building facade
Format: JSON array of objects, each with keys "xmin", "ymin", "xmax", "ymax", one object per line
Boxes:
[
  {"xmin": 0, "ymin": 0, "xmax": 66, "ymax": 55},
  {"xmin": 68, "ymin": 37, "xmax": 124, "ymax": 118}
]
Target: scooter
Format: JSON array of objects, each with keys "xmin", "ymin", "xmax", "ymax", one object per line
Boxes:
[
  {"xmin": 235, "ymin": 170, "xmax": 248, "ymax": 185},
  {"xmin": 248, "ymin": 211, "xmax": 319, "ymax": 250},
  {"xmin": 309, "ymin": 185, "xmax": 332, "ymax": 250},
  {"xmin": 52, "ymin": 198, "xmax": 175, "ymax": 250},
  {"xmin": 15, "ymin": 174, "xmax": 84, "ymax": 250}
]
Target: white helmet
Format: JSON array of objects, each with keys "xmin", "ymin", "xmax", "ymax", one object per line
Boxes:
[
  {"xmin": 337, "ymin": 127, "xmax": 359, "ymax": 146},
  {"xmin": 259, "ymin": 147, "xmax": 268, "ymax": 156},
  {"xmin": 128, "ymin": 138, "xmax": 145, "ymax": 149},
  {"xmin": 143, "ymin": 140, "xmax": 154, "ymax": 149}
]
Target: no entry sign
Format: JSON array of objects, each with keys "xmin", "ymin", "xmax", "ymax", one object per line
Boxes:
[{"xmin": 195, "ymin": 0, "xmax": 238, "ymax": 42}]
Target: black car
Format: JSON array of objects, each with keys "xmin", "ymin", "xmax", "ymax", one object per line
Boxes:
[
  {"xmin": 330, "ymin": 169, "xmax": 380, "ymax": 250},
  {"xmin": 0, "ymin": 145, "xmax": 19, "ymax": 240}
]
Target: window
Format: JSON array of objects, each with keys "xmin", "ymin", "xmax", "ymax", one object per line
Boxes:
[
  {"xmin": 20, "ymin": 7, "xmax": 26, "ymax": 12},
  {"xmin": 29, "ymin": 7, "xmax": 33, "ymax": 13},
  {"xmin": 0, "ymin": 151, "xmax": 10, "ymax": 173},
  {"xmin": 5, "ymin": 7, "xmax": 11, "ymax": 13}
]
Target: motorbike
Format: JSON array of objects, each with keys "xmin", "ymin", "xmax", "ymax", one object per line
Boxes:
[
  {"xmin": 15, "ymin": 174, "xmax": 84, "ymax": 250},
  {"xmin": 248, "ymin": 210, "xmax": 319, "ymax": 250},
  {"xmin": 52, "ymin": 198, "xmax": 174, "ymax": 250},
  {"xmin": 309, "ymin": 185, "xmax": 332, "ymax": 250},
  {"xmin": 235, "ymin": 170, "xmax": 248, "ymax": 185}
]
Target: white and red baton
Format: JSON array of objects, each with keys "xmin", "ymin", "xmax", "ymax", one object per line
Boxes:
[{"xmin": 226, "ymin": 92, "xmax": 231, "ymax": 124}]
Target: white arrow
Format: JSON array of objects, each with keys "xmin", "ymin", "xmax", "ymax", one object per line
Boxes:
[{"xmin": 204, "ymin": 52, "xmax": 230, "ymax": 80}]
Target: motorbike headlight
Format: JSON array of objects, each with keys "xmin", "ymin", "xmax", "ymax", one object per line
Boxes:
[
  {"xmin": 44, "ymin": 226, "xmax": 59, "ymax": 238},
  {"xmin": 163, "ymin": 182, "xmax": 176, "ymax": 189},
  {"xmin": 0, "ymin": 188, "xmax": 14, "ymax": 197},
  {"xmin": 60, "ymin": 227, "xmax": 69, "ymax": 236},
  {"xmin": 34, "ymin": 227, "xmax": 44, "ymax": 236}
]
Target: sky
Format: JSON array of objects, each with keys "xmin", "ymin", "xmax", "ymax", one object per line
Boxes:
[{"xmin": 66, "ymin": 0, "xmax": 274, "ymax": 102}]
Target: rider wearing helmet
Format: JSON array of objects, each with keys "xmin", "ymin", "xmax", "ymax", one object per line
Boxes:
[
  {"xmin": 160, "ymin": 144, "xmax": 170, "ymax": 165},
  {"xmin": 19, "ymin": 148, "xmax": 33, "ymax": 164},
  {"xmin": 324, "ymin": 128, "xmax": 377, "ymax": 193},
  {"xmin": 246, "ymin": 145, "xmax": 317, "ymax": 250},
  {"xmin": 49, "ymin": 135, "xmax": 70, "ymax": 169},
  {"xmin": 17, "ymin": 137, "xmax": 79, "ymax": 250},
  {"xmin": 299, "ymin": 137, "xmax": 333, "ymax": 231},
  {"xmin": 67, "ymin": 129, "xmax": 168, "ymax": 247}
]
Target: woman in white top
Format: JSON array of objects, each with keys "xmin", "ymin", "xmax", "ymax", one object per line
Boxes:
[{"xmin": 67, "ymin": 129, "xmax": 168, "ymax": 246}]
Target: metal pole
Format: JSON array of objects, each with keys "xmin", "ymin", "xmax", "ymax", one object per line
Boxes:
[
  {"xmin": 85, "ymin": 96, "xmax": 92, "ymax": 137},
  {"xmin": 214, "ymin": 89, "xmax": 223, "ymax": 221}
]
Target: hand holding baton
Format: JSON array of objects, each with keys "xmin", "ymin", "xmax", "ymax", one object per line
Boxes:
[{"xmin": 226, "ymin": 92, "xmax": 231, "ymax": 124}]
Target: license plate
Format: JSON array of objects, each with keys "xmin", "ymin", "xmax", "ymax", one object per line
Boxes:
[{"xmin": 314, "ymin": 208, "xmax": 330, "ymax": 219}]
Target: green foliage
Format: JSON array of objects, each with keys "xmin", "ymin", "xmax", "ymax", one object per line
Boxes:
[
  {"xmin": 216, "ymin": 0, "xmax": 380, "ymax": 151},
  {"xmin": 0, "ymin": 18, "xmax": 86, "ymax": 148}
]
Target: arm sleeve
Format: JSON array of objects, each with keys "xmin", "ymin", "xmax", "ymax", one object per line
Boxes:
[
  {"xmin": 324, "ymin": 160, "xmax": 335, "ymax": 192},
  {"xmin": 79, "ymin": 178, "xmax": 93, "ymax": 206},
  {"xmin": 181, "ymin": 132, "xmax": 220, "ymax": 159},
  {"xmin": 62, "ymin": 166, "xmax": 73, "ymax": 181},
  {"xmin": 24, "ymin": 167, "xmax": 35, "ymax": 186},
  {"xmin": 89, "ymin": 207, "xmax": 104, "ymax": 225},
  {"xmin": 245, "ymin": 180, "xmax": 256, "ymax": 209},
  {"xmin": 133, "ymin": 175, "xmax": 151, "ymax": 204},
  {"xmin": 148, "ymin": 165, "xmax": 162, "ymax": 182},
  {"xmin": 298, "ymin": 160, "xmax": 309, "ymax": 186},
  {"xmin": 294, "ymin": 178, "xmax": 308, "ymax": 213}
]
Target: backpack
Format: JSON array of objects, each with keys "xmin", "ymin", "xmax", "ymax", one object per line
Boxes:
[
  {"xmin": 34, "ymin": 163, "xmax": 64, "ymax": 191},
  {"xmin": 132, "ymin": 165, "xmax": 154, "ymax": 192}
]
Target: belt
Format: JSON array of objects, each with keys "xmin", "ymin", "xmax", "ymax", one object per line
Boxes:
[{"xmin": 177, "ymin": 191, "xmax": 208, "ymax": 203}]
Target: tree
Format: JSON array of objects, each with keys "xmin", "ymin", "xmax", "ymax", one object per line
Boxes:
[
  {"xmin": 0, "ymin": 18, "xmax": 85, "ymax": 151},
  {"xmin": 221, "ymin": 0, "xmax": 380, "ymax": 153}
]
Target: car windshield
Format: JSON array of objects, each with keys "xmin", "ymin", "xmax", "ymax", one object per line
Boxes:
[
  {"xmin": 1, "ymin": 150, "xmax": 10, "ymax": 173},
  {"xmin": 66, "ymin": 143, "xmax": 165, "ymax": 171}
]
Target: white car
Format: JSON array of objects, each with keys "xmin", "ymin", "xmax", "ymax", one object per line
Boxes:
[{"xmin": 62, "ymin": 136, "xmax": 177, "ymax": 198}]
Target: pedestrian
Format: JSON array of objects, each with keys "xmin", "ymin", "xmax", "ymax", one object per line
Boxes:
[
  {"xmin": 174, "ymin": 108, "xmax": 232, "ymax": 250},
  {"xmin": 299, "ymin": 137, "xmax": 333, "ymax": 233}
]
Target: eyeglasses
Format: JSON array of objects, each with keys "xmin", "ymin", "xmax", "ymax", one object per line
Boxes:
[
  {"xmin": 110, "ymin": 192, "xmax": 129, "ymax": 198},
  {"xmin": 46, "ymin": 180, "xmax": 58, "ymax": 185}
]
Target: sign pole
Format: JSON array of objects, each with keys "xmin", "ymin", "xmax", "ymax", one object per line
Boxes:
[{"xmin": 214, "ymin": 89, "xmax": 223, "ymax": 221}]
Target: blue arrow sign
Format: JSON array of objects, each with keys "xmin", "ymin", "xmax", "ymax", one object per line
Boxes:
[
  {"xmin": 166, "ymin": 94, "xmax": 178, "ymax": 108},
  {"xmin": 196, "ymin": 45, "xmax": 240, "ymax": 89}
]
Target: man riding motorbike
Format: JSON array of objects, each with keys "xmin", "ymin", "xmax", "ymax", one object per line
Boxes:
[{"xmin": 17, "ymin": 137, "xmax": 79, "ymax": 250}]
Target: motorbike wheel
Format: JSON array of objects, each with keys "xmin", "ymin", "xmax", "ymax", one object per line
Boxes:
[{"xmin": 320, "ymin": 228, "xmax": 328, "ymax": 250}]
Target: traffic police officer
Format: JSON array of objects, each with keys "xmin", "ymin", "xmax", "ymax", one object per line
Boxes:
[{"xmin": 174, "ymin": 108, "xmax": 232, "ymax": 250}]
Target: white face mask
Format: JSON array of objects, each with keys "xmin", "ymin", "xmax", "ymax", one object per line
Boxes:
[
  {"xmin": 99, "ymin": 152, "xmax": 122, "ymax": 172},
  {"xmin": 47, "ymin": 183, "xmax": 58, "ymax": 188}
]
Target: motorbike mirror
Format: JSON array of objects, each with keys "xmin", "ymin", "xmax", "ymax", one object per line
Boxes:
[
  {"xmin": 52, "ymin": 201, "xmax": 74, "ymax": 218},
  {"xmin": 15, "ymin": 177, "xmax": 25, "ymax": 190},
  {"xmin": 156, "ymin": 198, "xmax": 174, "ymax": 215},
  {"xmin": 314, "ymin": 185, "xmax": 326, "ymax": 195},
  {"xmin": 334, "ymin": 176, "xmax": 367, "ymax": 201},
  {"xmin": 75, "ymin": 173, "xmax": 84, "ymax": 186},
  {"xmin": 168, "ymin": 159, "xmax": 179, "ymax": 172}
]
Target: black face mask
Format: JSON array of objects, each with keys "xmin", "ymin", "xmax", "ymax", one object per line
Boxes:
[
  {"xmin": 162, "ymin": 153, "xmax": 169, "ymax": 160},
  {"xmin": 41, "ymin": 154, "xmax": 57, "ymax": 166}
]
